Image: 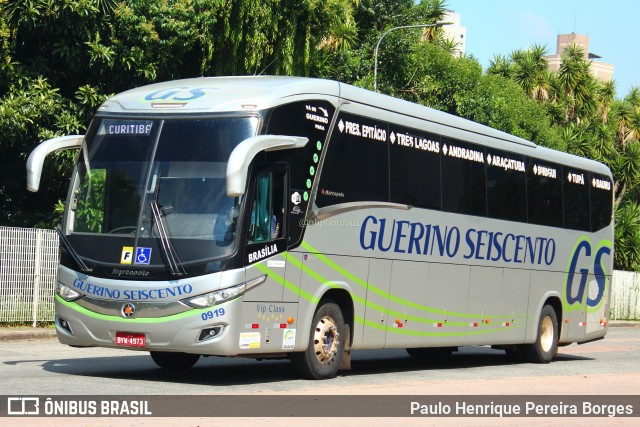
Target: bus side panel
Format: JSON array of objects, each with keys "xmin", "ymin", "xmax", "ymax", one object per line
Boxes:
[
  {"xmin": 528, "ymin": 270, "xmax": 569, "ymax": 343},
  {"xmin": 499, "ymin": 268, "xmax": 530, "ymax": 344},
  {"xmin": 239, "ymin": 301, "xmax": 300, "ymax": 354},
  {"xmin": 298, "ymin": 253, "xmax": 368, "ymax": 351},
  {"xmin": 424, "ymin": 263, "xmax": 470, "ymax": 347},
  {"xmin": 384, "ymin": 260, "xmax": 429, "ymax": 349},
  {"xmin": 244, "ymin": 253, "xmax": 288, "ymax": 302},
  {"xmin": 585, "ymin": 271, "xmax": 611, "ymax": 339},
  {"xmin": 283, "ymin": 252, "xmax": 304, "ymax": 303},
  {"xmin": 360, "ymin": 258, "xmax": 392, "ymax": 349},
  {"xmin": 466, "ymin": 266, "xmax": 504, "ymax": 345}
]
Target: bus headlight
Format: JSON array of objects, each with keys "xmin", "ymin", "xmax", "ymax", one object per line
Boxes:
[
  {"xmin": 56, "ymin": 282, "xmax": 82, "ymax": 301},
  {"xmin": 181, "ymin": 275, "xmax": 267, "ymax": 308}
]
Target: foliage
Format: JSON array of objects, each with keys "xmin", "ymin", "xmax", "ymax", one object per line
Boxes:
[
  {"xmin": 2, "ymin": 0, "xmax": 640, "ymax": 269},
  {"xmin": 614, "ymin": 201, "xmax": 640, "ymax": 271},
  {"xmin": 455, "ymin": 74, "xmax": 563, "ymax": 150},
  {"xmin": 74, "ymin": 168, "xmax": 106, "ymax": 233}
]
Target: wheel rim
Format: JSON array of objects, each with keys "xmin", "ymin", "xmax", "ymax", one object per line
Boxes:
[
  {"xmin": 313, "ymin": 315, "xmax": 340, "ymax": 364},
  {"xmin": 540, "ymin": 316, "xmax": 554, "ymax": 353}
]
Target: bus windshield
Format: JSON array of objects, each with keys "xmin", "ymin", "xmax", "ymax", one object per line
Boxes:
[{"xmin": 67, "ymin": 116, "xmax": 259, "ymax": 264}]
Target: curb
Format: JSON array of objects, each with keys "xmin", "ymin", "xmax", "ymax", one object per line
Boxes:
[
  {"xmin": 0, "ymin": 328, "xmax": 57, "ymax": 341},
  {"xmin": 609, "ymin": 321, "xmax": 640, "ymax": 328}
]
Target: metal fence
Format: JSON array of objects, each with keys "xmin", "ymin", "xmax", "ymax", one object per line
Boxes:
[
  {"xmin": 0, "ymin": 226, "xmax": 59, "ymax": 325},
  {"xmin": 0, "ymin": 226, "xmax": 639, "ymax": 323}
]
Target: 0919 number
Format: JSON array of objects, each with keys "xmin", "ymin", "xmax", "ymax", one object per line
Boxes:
[{"xmin": 201, "ymin": 308, "xmax": 226, "ymax": 321}]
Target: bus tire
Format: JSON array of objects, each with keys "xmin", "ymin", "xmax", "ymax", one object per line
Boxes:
[
  {"xmin": 292, "ymin": 301, "xmax": 345, "ymax": 380},
  {"xmin": 150, "ymin": 351, "xmax": 200, "ymax": 370},
  {"xmin": 523, "ymin": 305, "xmax": 558, "ymax": 363}
]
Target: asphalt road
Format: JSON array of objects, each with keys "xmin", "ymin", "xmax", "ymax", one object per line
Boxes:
[{"xmin": 1, "ymin": 325, "xmax": 639, "ymax": 396}]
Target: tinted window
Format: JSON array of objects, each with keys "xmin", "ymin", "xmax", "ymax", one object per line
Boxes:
[
  {"xmin": 441, "ymin": 138, "xmax": 486, "ymax": 216},
  {"xmin": 564, "ymin": 168, "xmax": 590, "ymax": 230},
  {"xmin": 527, "ymin": 159, "xmax": 563, "ymax": 227},
  {"xmin": 590, "ymin": 173, "xmax": 613, "ymax": 231},
  {"xmin": 265, "ymin": 101, "xmax": 334, "ymax": 197},
  {"xmin": 316, "ymin": 113, "xmax": 389, "ymax": 206},
  {"xmin": 248, "ymin": 170, "xmax": 286, "ymax": 244},
  {"xmin": 389, "ymin": 124, "xmax": 441, "ymax": 209},
  {"xmin": 264, "ymin": 101, "xmax": 335, "ymax": 246},
  {"xmin": 486, "ymin": 149, "xmax": 526, "ymax": 221}
]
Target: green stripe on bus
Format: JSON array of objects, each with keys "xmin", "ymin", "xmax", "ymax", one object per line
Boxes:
[
  {"xmin": 587, "ymin": 239, "xmax": 612, "ymax": 314},
  {"xmin": 254, "ymin": 259, "xmax": 320, "ymax": 304},
  {"xmin": 284, "ymin": 252, "xmax": 471, "ymax": 326},
  {"xmin": 300, "ymin": 240, "xmax": 519, "ymax": 319},
  {"xmin": 56, "ymin": 294, "xmax": 207, "ymax": 323}
]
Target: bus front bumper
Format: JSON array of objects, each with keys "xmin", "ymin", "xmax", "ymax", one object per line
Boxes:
[{"xmin": 54, "ymin": 295, "xmax": 244, "ymax": 356}]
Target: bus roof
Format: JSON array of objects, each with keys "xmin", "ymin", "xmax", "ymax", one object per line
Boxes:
[{"xmin": 99, "ymin": 76, "xmax": 611, "ymax": 177}]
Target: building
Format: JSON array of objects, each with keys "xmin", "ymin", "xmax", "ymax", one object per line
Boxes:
[
  {"xmin": 544, "ymin": 33, "xmax": 614, "ymax": 82},
  {"xmin": 441, "ymin": 11, "xmax": 466, "ymax": 57}
]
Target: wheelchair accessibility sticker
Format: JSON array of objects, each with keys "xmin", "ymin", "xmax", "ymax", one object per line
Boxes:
[{"xmin": 134, "ymin": 247, "xmax": 152, "ymax": 265}]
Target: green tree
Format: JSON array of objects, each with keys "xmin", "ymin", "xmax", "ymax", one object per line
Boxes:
[
  {"xmin": 455, "ymin": 74, "xmax": 563, "ymax": 150},
  {"xmin": 614, "ymin": 201, "xmax": 640, "ymax": 270}
]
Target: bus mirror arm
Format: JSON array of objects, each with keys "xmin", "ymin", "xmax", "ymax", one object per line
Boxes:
[
  {"xmin": 226, "ymin": 135, "xmax": 308, "ymax": 197},
  {"xmin": 27, "ymin": 135, "xmax": 84, "ymax": 192}
]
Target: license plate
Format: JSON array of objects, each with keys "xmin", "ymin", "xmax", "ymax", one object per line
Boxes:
[{"xmin": 115, "ymin": 332, "xmax": 146, "ymax": 347}]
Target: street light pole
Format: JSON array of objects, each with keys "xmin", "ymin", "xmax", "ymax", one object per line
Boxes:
[{"xmin": 373, "ymin": 23, "xmax": 447, "ymax": 92}]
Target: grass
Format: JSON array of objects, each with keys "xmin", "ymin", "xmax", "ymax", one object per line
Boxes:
[{"xmin": 0, "ymin": 321, "xmax": 55, "ymax": 328}]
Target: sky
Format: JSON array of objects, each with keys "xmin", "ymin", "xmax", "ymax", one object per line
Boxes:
[{"xmin": 448, "ymin": 0, "xmax": 639, "ymax": 98}]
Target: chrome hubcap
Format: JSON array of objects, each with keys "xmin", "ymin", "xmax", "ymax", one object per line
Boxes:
[
  {"xmin": 540, "ymin": 316, "xmax": 554, "ymax": 352},
  {"xmin": 313, "ymin": 315, "xmax": 340, "ymax": 364}
]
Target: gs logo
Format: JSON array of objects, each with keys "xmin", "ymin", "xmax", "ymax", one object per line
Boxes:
[
  {"xmin": 142, "ymin": 87, "xmax": 215, "ymax": 103},
  {"xmin": 565, "ymin": 238, "xmax": 612, "ymax": 309}
]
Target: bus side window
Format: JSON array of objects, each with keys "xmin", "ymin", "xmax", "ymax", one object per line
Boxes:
[{"xmin": 248, "ymin": 170, "xmax": 285, "ymax": 244}]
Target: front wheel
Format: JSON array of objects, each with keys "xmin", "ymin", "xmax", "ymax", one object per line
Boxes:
[
  {"xmin": 150, "ymin": 351, "xmax": 200, "ymax": 370},
  {"xmin": 291, "ymin": 300, "xmax": 345, "ymax": 380},
  {"xmin": 523, "ymin": 305, "xmax": 558, "ymax": 363}
]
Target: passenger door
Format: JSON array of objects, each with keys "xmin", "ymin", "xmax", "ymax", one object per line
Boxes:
[{"xmin": 244, "ymin": 164, "xmax": 290, "ymax": 302}]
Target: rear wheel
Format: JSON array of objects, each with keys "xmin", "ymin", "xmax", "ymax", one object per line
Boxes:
[
  {"xmin": 291, "ymin": 301, "xmax": 345, "ymax": 380},
  {"xmin": 523, "ymin": 305, "xmax": 558, "ymax": 363},
  {"xmin": 150, "ymin": 351, "xmax": 200, "ymax": 370}
]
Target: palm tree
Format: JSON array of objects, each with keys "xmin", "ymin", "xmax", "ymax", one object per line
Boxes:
[
  {"xmin": 614, "ymin": 201, "xmax": 640, "ymax": 270},
  {"xmin": 437, "ymin": 36, "xmax": 461, "ymax": 56},
  {"xmin": 509, "ymin": 45, "xmax": 550, "ymax": 102},
  {"xmin": 487, "ymin": 54, "xmax": 512, "ymax": 78},
  {"xmin": 612, "ymin": 100, "xmax": 634, "ymax": 145},
  {"xmin": 511, "ymin": 49, "xmax": 537, "ymax": 97},
  {"xmin": 598, "ymin": 79, "xmax": 616, "ymax": 124},
  {"xmin": 612, "ymin": 141, "xmax": 640, "ymax": 207},
  {"xmin": 421, "ymin": 0, "xmax": 449, "ymax": 42},
  {"xmin": 557, "ymin": 43, "xmax": 593, "ymax": 123},
  {"xmin": 319, "ymin": 17, "xmax": 359, "ymax": 52},
  {"xmin": 625, "ymin": 86, "xmax": 640, "ymax": 112}
]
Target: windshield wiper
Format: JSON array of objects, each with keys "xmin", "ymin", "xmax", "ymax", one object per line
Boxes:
[
  {"xmin": 55, "ymin": 226, "xmax": 92, "ymax": 273},
  {"xmin": 150, "ymin": 199, "xmax": 186, "ymax": 277}
]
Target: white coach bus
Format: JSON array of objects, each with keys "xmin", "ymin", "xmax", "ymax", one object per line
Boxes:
[{"xmin": 27, "ymin": 76, "xmax": 613, "ymax": 379}]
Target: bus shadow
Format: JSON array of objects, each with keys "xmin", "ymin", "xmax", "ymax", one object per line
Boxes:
[
  {"xmin": 347, "ymin": 347, "xmax": 593, "ymax": 377},
  {"xmin": 34, "ymin": 346, "xmax": 593, "ymax": 386},
  {"xmin": 38, "ymin": 354, "xmax": 296, "ymax": 386}
]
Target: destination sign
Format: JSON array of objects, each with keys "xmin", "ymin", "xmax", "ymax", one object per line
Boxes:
[
  {"xmin": 533, "ymin": 164, "xmax": 558, "ymax": 179},
  {"xmin": 592, "ymin": 177, "xmax": 611, "ymax": 191},
  {"xmin": 99, "ymin": 120, "xmax": 153, "ymax": 136},
  {"xmin": 443, "ymin": 143, "xmax": 484, "ymax": 164},
  {"xmin": 486, "ymin": 153, "xmax": 525, "ymax": 172}
]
